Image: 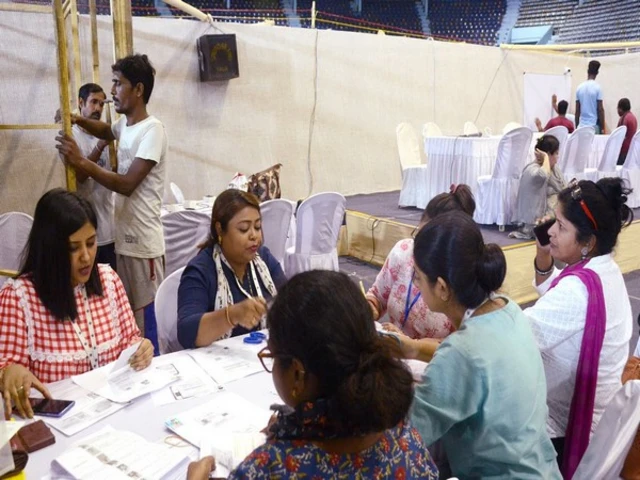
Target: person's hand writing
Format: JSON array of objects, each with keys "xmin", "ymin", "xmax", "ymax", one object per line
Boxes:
[
  {"xmin": 381, "ymin": 322, "xmax": 403, "ymax": 335},
  {"xmin": 186, "ymin": 456, "xmax": 216, "ymax": 480},
  {"xmin": 1, "ymin": 364, "xmax": 51, "ymax": 420},
  {"xmin": 55, "ymin": 132, "xmax": 84, "ymax": 168},
  {"xmin": 229, "ymin": 297, "xmax": 267, "ymax": 330},
  {"xmin": 129, "ymin": 339, "xmax": 154, "ymax": 371}
]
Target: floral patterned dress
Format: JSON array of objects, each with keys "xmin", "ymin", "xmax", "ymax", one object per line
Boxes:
[
  {"xmin": 368, "ymin": 239, "xmax": 454, "ymax": 339},
  {"xmin": 228, "ymin": 420, "xmax": 439, "ymax": 479}
]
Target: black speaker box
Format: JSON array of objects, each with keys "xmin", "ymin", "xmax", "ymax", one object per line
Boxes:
[{"xmin": 197, "ymin": 34, "xmax": 239, "ymax": 82}]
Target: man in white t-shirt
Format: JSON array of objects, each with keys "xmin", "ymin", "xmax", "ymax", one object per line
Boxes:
[
  {"xmin": 71, "ymin": 83, "xmax": 117, "ymax": 271},
  {"xmin": 56, "ymin": 54, "xmax": 167, "ymax": 336},
  {"xmin": 575, "ymin": 60, "xmax": 605, "ymax": 133}
]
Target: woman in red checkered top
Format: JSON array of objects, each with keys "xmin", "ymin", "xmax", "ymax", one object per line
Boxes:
[{"xmin": 0, "ymin": 189, "xmax": 153, "ymax": 419}]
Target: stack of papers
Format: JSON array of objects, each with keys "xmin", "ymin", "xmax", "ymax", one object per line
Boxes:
[
  {"xmin": 72, "ymin": 342, "xmax": 178, "ymax": 403},
  {"xmin": 51, "ymin": 426, "xmax": 191, "ymax": 480},
  {"xmin": 150, "ymin": 355, "xmax": 223, "ymax": 406},
  {"xmin": 37, "ymin": 380, "xmax": 127, "ymax": 436},
  {"xmin": 188, "ymin": 343, "xmax": 264, "ymax": 385}
]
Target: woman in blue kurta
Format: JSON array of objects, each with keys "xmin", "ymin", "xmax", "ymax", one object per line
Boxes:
[
  {"xmin": 409, "ymin": 212, "xmax": 561, "ymax": 479},
  {"xmin": 177, "ymin": 189, "xmax": 286, "ymax": 348}
]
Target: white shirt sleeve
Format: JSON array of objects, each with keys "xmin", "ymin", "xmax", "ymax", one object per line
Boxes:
[
  {"xmin": 524, "ymin": 275, "xmax": 588, "ymax": 352},
  {"xmin": 134, "ymin": 122, "xmax": 166, "ymax": 164}
]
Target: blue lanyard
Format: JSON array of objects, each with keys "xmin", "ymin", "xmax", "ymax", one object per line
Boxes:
[{"xmin": 403, "ymin": 276, "xmax": 421, "ymax": 328}]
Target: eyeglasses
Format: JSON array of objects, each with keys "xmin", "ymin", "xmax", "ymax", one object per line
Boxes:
[
  {"xmin": 257, "ymin": 346, "xmax": 293, "ymax": 373},
  {"xmin": 568, "ymin": 179, "xmax": 598, "ymax": 231}
]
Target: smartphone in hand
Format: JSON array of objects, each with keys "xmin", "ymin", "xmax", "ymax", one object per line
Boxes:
[{"xmin": 533, "ymin": 219, "xmax": 555, "ymax": 246}]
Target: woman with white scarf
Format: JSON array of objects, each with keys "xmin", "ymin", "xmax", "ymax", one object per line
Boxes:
[{"xmin": 177, "ymin": 189, "xmax": 285, "ymax": 348}]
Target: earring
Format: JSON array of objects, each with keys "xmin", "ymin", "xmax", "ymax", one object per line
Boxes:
[
  {"xmin": 581, "ymin": 247, "xmax": 589, "ymax": 260},
  {"xmin": 218, "ymin": 235, "xmax": 222, "ymax": 246}
]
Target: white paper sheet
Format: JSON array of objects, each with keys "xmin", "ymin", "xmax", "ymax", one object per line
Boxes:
[
  {"xmin": 200, "ymin": 430, "xmax": 264, "ymax": 474},
  {"xmin": 164, "ymin": 391, "xmax": 271, "ymax": 448},
  {"xmin": 150, "ymin": 355, "xmax": 223, "ymax": 406},
  {"xmin": 188, "ymin": 343, "xmax": 264, "ymax": 386},
  {"xmin": 72, "ymin": 357, "xmax": 178, "ymax": 404},
  {"xmin": 37, "ymin": 379, "xmax": 127, "ymax": 436},
  {"xmin": 51, "ymin": 426, "xmax": 191, "ymax": 480},
  {"xmin": 107, "ymin": 341, "xmax": 142, "ymax": 376}
]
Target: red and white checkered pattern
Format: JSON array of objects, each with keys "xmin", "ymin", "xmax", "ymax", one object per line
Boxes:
[{"xmin": 0, "ymin": 264, "xmax": 141, "ymax": 384}]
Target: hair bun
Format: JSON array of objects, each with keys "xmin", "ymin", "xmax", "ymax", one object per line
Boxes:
[
  {"xmin": 476, "ymin": 243, "xmax": 506, "ymax": 294},
  {"xmin": 596, "ymin": 177, "xmax": 633, "ymax": 227}
]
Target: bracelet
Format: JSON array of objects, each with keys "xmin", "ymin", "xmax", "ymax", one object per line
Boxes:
[
  {"xmin": 225, "ymin": 306, "xmax": 235, "ymax": 328},
  {"xmin": 534, "ymin": 258, "xmax": 554, "ymax": 276}
]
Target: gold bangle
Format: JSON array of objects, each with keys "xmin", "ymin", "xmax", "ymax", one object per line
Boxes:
[{"xmin": 225, "ymin": 306, "xmax": 235, "ymax": 328}]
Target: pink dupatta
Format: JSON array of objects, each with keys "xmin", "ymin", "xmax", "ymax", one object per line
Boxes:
[{"xmin": 548, "ymin": 260, "xmax": 606, "ymax": 479}]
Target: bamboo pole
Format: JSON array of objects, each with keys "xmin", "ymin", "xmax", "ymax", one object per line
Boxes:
[
  {"xmin": 89, "ymin": 0, "xmax": 100, "ymax": 82},
  {"xmin": 0, "ymin": 2, "xmax": 50, "ymax": 13},
  {"xmin": 0, "ymin": 124, "xmax": 61, "ymax": 130},
  {"xmin": 162, "ymin": 0, "xmax": 210, "ymax": 22},
  {"xmin": 70, "ymin": 0, "xmax": 82, "ymax": 108},
  {"xmin": 111, "ymin": 0, "xmax": 133, "ymax": 60},
  {"xmin": 501, "ymin": 41, "xmax": 640, "ymax": 51},
  {"xmin": 311, "ymin": 1, "xmax": 316, "ymax": 29},
  {"xmin": 53, "ymin": 0, "xmax": 76, "ymax": 192},
  {"xmin": 63, "ymin": 1, "xmax": 71, "ymax": 18}
]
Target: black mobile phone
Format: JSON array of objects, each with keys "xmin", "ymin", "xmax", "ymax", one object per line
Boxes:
[
  {"xmin": 25, "ymin": 398, "xmax": 75, "ymax": 418},
  {"xmin": 533, "ymin": 219, "xmax": 556, "ymax": 246}
]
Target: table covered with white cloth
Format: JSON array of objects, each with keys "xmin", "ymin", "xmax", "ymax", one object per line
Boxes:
[
  {"xmin": 419, "ymin": 134, "xmax": 610, "ymax": 209},
  {"xmin": 26, "ymin": 331, "xmax": 428, "ymax": 479}
]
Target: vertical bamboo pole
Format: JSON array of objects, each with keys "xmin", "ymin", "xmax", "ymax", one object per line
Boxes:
[
  {"xmin": 89, "ymin": 0, "xmax": 100, "ymax": 82},
  {"xmin": 105, "ymin": 102, "xmax": 117, "ymax": 172},
  {"xmin": 53, "ymin": 0, "xmax": 76, "ymax": 192},
  {"xmin": 311, "ymin": 1, "xmax": 316, "ymax": 28},
  {"xmin": 70, "ymin": 0, "xmax": 82, "ymax": 106},
  {"xmin": 111, "ymin": 0, "xmax": 133, "ymax": 61}
]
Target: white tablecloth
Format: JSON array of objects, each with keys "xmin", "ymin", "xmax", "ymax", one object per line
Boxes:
[{"xmin": 421, "ymin": 134, "xmax": 610, "ymax": 209}]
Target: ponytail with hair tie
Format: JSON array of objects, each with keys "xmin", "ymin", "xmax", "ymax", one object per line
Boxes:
[{"xmin": 449, "ymin": 184, "xmax": 459, "ymax": 195}]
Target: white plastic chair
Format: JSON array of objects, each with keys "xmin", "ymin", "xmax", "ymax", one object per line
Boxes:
[
  {"xmin": 169, "ymin": 181, "xmax": 185, "ymax": 205},
  {"xmin": 0, "ymin": 212, "xmax": 33, "ymax": 288},
  {"xmin": 544, "ymin": 125, "xmax": 569, "ymax": 163},
  {"xmin": 502, "ymin": 121, "xmax": 522, "ymax": 134},
  {"xmin": 585, "ymin": 125, "xmax": 627, "ymax": 181},
  {"xmin": 573, "ymin": 380, "xmax": 640, "ymax": 479},
  {"xmin": 463, "ymin": 121, "xmax": 480, "ymax": 135},
  {"xmin": 422, "ymin": 122, "xmax": 443, "ymax": 138},
  {"xmin": 162, "ymin": 210, "xmax": 211, "ymax": 277},
  {"xmin": 474, "ymin": 127, "xmax": 533, "ymax": 228},
  {"xmin": 283, "ymin": 192, "xmax": 346, "ymax": 278},
  {"xmin": 155, "ymin": 267, "xmax": 185, "ymax": 354},
  {"xmin": 559, "ymin": 126, "xmax": 595, "ymax": 183},
  {"xmin": 260, "ymin": 199, "xmax": 295, "ymax": 274},
  {"xmin": 396, "ymin": 122, "xmax": 429, "ymax": 208},
  {"xmin": 618, "ymin": 131, "xmax": 640, "ymax": 208}
]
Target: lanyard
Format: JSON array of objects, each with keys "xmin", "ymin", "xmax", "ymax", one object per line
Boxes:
[
  {"xmin": 403, "ymin": 275, "xmax": 421, "ymax": 328},
  {"xmin": 70, "ymin": 286, "xmax": 99, "ymax": 370},
  {"xmin": 232, "ymin": 262, "xmax": 264, "ymax": 300}
]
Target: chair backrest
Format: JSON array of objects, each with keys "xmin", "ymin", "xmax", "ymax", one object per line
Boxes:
[
  {"xmin": 573, "ymin": 380, "xmax": 640, "ymax": 479},
  {"xmin": 0, "ymin": 212, "xmax": 33, "ymax": 288},
  {"xmin": 162, "ymin": 210, "xmax": 211, "ymax": 277},
  {"xmin": 559, "ymin": 126, "xmax": 595, "ymax": 175},
  {"xmin": 492, "ymin": 127, "xmax": 533, "ymax": 179},
  {"xmin": 396, "ymin": 122, "xmax": 423, "ymax": 170},
  {"xmin": 463, "ymin": 121, "xmax": 479, "ymax": 135},
  {"xmin": 294, "ymin": 192, "xmax": 346, "ymax": 255},
  {"xmin": 422, "ymin": 122, "xmax": 442, "ymax": 138},
  {"xmin": 502, "ymin": 121, "xmax": 522, "ymax": 134},
  {"xmin": 155, "ymin": 266, "xmax": 185, "ymax": 355},
  {"xmin": 624, "ymin": 131, "xmax": 640, "ymax": 170},
  {"xmin": 169, "ymin": 182, "xmax": 185, "ymax": 205},
  {"xmin": 543, "ymin": 125, "xmax": 569, "ymax": 162},
  {"xmin": 598, "ymin": 125, "xmax": 627, "ymax": 172},
  {"xmin": 260, "ymin": 199, "xmax": 295, "ymax": 266}
]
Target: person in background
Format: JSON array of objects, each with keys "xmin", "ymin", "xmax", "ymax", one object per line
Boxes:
[
  {"xmin": 576, "ymin": 60, "xmax": 605, "ymax": 133},
  {"xmin": 524, "ymin": 177, "xmax": 633, "ymax": 477},
  {"xmin": 177, "ymin": 189, "xmax": 286, "ymax": 348},
  {"xmin": 197, "ymin": 270, "xmax": 438, "ymax": 478},
  {"xmin": 535, "ymin": 98, "xmax": 575, "ymax": 134},
  {"xmin": 365, "ymin": 184, "xmax": 475, "ymax": 339},
  {"xmin": 0, "ymin": 189, "xmax": 152, "ymax": 420},
  {"xmin": 56, "ymin": 54, "xmax": 167, "ymax": 337},
  {"xmin": 617, "ymin": 98, "xmax": 638, "ymax": 165},
  {"xmin": 510, "ymin": 135, "xmax": 566, "ymax": 240},
  {"xmin": 409, "ymin": 212, "xmax": 561, "ymax": 479},
  {"xmin": 71, "ymin": 83, "xmax": 117, "ymax": 271}
]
